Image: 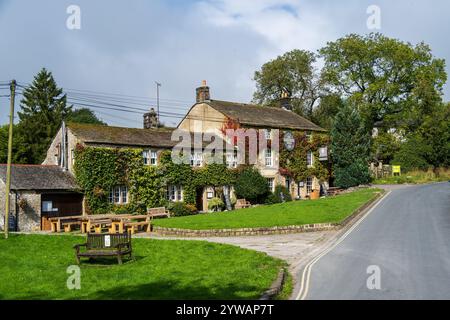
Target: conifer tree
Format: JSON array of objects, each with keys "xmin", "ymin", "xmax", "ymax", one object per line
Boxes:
[
  {"xmin": 17, "ymin": 68, "xmax": 71, "ymax": 163},
  {"xmin": 331, "ymin": 103, "xmax": 371, "ymax": 188}
]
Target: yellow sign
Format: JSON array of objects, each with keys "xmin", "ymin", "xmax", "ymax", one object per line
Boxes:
[{"xmin": 392, "ymin": 165, "xmax": 401, "ymax": 174}]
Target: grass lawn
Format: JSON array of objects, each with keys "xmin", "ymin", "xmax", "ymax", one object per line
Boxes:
[
  {"xmin": 154, "ymin": 188, "xmax": 382, "ymax": 230},
  {"xmin": 0, "ymin": 234, "xmax": 288, "ymax": 300}
]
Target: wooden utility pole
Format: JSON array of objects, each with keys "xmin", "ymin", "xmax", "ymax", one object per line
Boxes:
[
  {"xmin": 155, "ymin": 81, "xmax": 161, "ymax": 127},
  {"xmin": 4, "ymin": 80, "xmax": 16, "ymax": 239}
]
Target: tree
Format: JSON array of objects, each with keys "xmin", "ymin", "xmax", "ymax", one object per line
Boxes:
[
  {"xmin": 253, "ymin": 49, "xmax": 322, "ymax": 118},
  {"xmin": 66, "ymin": 108, "xmax": 106, "ymax": 125},
  {"xmin": 320, "ymin": 33, "xmax": 447, "ymax": 131},
  {"xmin": 17, "ymin": 68, "xmax": 72, "ymax": 163},
  {"xmin": 331, "ymin": 102, "xmax": 371, "ymax": 188},
  {"xmin": 0, "ymin": 124, "xmax": 28, "ymax": 164},
  {"xmin": 234, "ymin": 167, "xmax": 269, "ymax": 203},
  {"xmin": 311, "ymin": 94, "xmax": 344, "ymax": 130}
]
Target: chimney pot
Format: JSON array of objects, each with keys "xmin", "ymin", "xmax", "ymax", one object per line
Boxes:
[
  {"xmin": 196, "ymin": 80, "xmax": 210, "ymax": 103},
  {"xmin": 144, "ymin": 108, "xmax": 158, "ymax": 129}
]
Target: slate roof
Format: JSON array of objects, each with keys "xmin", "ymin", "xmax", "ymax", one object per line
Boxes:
[
  {"xmin": 0, "ymin": 165, "xmax": 79, "ymax": 191},
  {"xmin": 67, "ymin": 122, "xmax": 232, "ymax": 149},
  {"xmin": 68, "ymin": 123, "xmax": 177, "ymax": 148},
  {"xmin": 206, "ymin": 100, "xmax": 326, "ymax": 131}
]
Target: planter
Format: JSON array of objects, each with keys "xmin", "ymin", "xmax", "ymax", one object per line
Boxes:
[{"xmin": 310, "ymin": 190, "xmax": 320, "ymax": 200}]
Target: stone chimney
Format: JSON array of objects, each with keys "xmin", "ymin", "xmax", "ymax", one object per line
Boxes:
[
  {"xmin": 196, "ymin": 80, "xmax": 210, "ymax": 103},
  {"xmin": 280, "ymin": 91, "xmax": 292, "ymax": 111},
  {"xmin": 143, "ymin": 108, "xmax": 158, "ymax": 129}
]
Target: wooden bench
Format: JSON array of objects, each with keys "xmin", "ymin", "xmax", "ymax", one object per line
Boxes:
[
  {"xmin": 235, "ymin": 199, "xmax": 251, "ymax": 209},
  {"xmin": 147, "ymin": 207, "xmax": 171, "ymax": 220},
  {"xmin": 327, "ymin": 187, "xmax": 343, "ymax": 197},
  {"xmin": 74, "ymin": 233, "xmax": 133, "ymax": 265}
]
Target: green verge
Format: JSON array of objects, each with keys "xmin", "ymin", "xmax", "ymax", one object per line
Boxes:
[
  {"xmin": 154, "ymin": 188, "xmax": 382, "ymax": 230},
  {"xmin": 0, "ymin": 234, "xmax": 288, "ymax": 300}
]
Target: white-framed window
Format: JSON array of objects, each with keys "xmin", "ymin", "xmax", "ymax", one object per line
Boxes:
[
  {"xmin": 267, "ymin": 178, "xmax": 274, "ymax": 192},
  {"xmin": 306, "ymin": 177, "xmax": 313, "ymax": 195},
  {"xmin": 109, "ymin": 186, "xmax": 128, "ymax": 204},
  {"xmin": 264, "ymin": 129, "xmax": 272, "ymax": 140},
  {"xmin": 190, "ymin": 152, "xmax": 203, "ymax": 167},
  {"xmin": 307, "ymin": 150, "xmax": 314, "ymax": 167},
  {"xmin": 143, "ymin": 150, "xmax": 158, "ymax": 166},
  {"xmin": 265, "ymin": 148, "xmax": 273, "ymax": 167},
  {"xmin": 306, "ymin": 131, "xmax": 313, "ymax": 142},
  {"xmin": 226, "ymin": 150, "xmax": 238, "ymax": 168},
  {"xmin": 167, "ymin": 185, "xmax": 183, "ymax": 202}
]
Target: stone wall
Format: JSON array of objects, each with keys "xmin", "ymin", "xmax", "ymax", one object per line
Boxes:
[
  {"xmin": 17, "ymin": 191, "xmax": 41, "ymax": 232},
  {"xmin": 0, "ymin": 181, "xmax": 41, "ymax": 232}
]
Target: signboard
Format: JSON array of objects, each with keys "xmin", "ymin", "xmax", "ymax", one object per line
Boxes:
[
  {"xmin": 392, "ymin": 165, "xmax": 401, "ymax": 175},
  {"xmin": 104, "ymin": 235, "xmax": 111, "ymax": 248},
  {"xmin": 319, "ymin": 147, "xmax": 328, "ymax": 161},
  {"xmin": 283, "ymin": 131, "xmax": 295, "ymax": 151}
]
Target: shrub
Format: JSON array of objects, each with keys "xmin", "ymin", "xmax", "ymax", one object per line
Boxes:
[
  {"xmin": 208, "ymin": 197, "xmax": 225, "ymax": 212},
  {"xmin": 168, "ymin": 202, "xmax": 198, "ymax": 217},
  {"xmin": 234, "ymin": 167, "xmax": 269, "ymax": 203},
  {"xmin": 265, "ymin": 185, "xmax": 292, "ymax": 204}
]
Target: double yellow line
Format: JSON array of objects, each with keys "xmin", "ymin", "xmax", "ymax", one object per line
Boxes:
[{"xmin": 295, "ymin": 191, "xmax": 392, "ymax": 300}]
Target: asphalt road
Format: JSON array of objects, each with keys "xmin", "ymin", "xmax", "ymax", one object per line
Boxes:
[{"xmin": 305, "ymin": 182, "xmax": 450, "ymax": 300}]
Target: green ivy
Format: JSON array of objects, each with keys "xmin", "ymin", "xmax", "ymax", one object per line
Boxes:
[
  {"xmin": 279, "ymin": 131, "xmax": 331, "ymax": 182},
  {"xmin": 74, "ymin": 146, "xmax": 236, "ymax": 214}
]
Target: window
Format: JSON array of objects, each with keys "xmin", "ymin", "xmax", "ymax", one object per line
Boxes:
[
  {"xmin": 143, "ymin": 150, "xmax": 158, "ymax": 166},
  {"xmin": 150, "ymin": 150, "xmax": 157, "ymax": 165},
  {"xmin": 109, "ymin": 186, "xmax": 128, "ymax": 204},
  {"xmin": 307, "ymin": 151, "xmax": 314, "ymax": 167},
  {"xmin": 267, "ymin": 178, "xmax": 274, "ymax": 192},
  {"xmin": 226, "ymin": 150, "xmax": 238, "ymax": 168},
  {"xmin": 264, "ymin": 129, "xmax": 272, "ymax": 140},
  {"xmin": 265, "ymin": 148, "xmax": 273, "ymax": 167},
  {"xmin": 305, "ymin": 131, "xmax": 313, "ymax": 142},
  {"xmin": 190, "ymin": 152, "xmax": 203, "ymax": 167},
  {"xmin": 306, "ymin": 177, "xmax": 313, "ymax": 195},
  {"xmin": 167, "ymin": 185, "xmax": 183, "ymax": 202}
]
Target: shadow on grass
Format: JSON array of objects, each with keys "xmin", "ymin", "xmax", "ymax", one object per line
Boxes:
[{"xmin": 88, "ymin": 280, "xmax": 262, "ymax": 300}]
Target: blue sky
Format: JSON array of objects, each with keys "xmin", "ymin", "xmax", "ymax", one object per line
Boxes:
[{"xmin": 1, "ymin": 0, "xmax": 449, "ymax": 127}]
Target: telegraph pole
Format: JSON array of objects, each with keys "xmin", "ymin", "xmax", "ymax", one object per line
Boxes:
[
  {"xmin": 155, "ymin": 81, "xmax": 161, "ymax": 127},
  {"xmin": 4, "ymin": 80, "xmax": 16, "ymax": 239}
]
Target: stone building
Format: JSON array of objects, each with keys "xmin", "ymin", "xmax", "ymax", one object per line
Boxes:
[
  {"xmin": 0, "ymin": 165, "xmax": 80, "ymax": 232},
  {"xmin": 178, "ymin": 81, "xmax": 329, "ymax": 201}
]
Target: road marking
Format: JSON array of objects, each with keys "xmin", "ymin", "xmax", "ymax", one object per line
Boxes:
[{"xmin": 295, "ymin": 191, "xmax": 392, "ymax": 300}]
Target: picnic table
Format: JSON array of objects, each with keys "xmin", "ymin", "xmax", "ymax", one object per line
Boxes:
[
  {"xmin": 110, "ymin": 215, "xmax": 151, "ymax": 234},
  {"xmin": 50, "ymin": 215, "xmax": 83, "ymax": 233}
]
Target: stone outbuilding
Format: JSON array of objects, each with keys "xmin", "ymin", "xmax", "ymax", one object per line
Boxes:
[{"xmin": 0, "ymin": 164, "xmax": 81, "ymax": 232}]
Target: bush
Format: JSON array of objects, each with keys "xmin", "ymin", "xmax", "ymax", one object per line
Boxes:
[
  {"xmin": 168, "ymin": 202, "xmax": 198, "ymax": 217},
  {"xmin": 208, "ymin": 197, "xmax": 225, "ymax": 212},
  {"xmin": 234, "ymin": 167, "xmax": 269, "ymax": 203},
  {"xmin": 265, "ymin": 185, "xmax": 292, "ymax": 204}
]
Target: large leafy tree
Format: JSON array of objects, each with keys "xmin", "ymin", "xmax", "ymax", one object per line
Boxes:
[
  {"xmin": 0, "ymin": 124, "xmax": 28, "ymax": 164},
  {"xmin": 320, "ymin": 33, "xmax": 447, "ymax": 132},
  {"xmin": 66, "ymin": 108, "xmax": 106, "ymax": 125},
  {"xmin": 331, "ymin": 102, "xmax": 371, "ymax": 188},
  {"xmin": 17, "ymin": 68, "xmax": 72, "ymax": 163},
  {"xmin": 253, "ymin": 49, "xmax": 322, "ymax": 118}
]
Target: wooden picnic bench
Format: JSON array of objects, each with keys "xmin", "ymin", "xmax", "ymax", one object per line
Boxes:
[
  {"xmin": 110, "ymin": 215, "xmax": 151, "ymax": 234},
  {"xmin": 327, "ymin": 187, "xmax": 343, "ymax": 197},
  {"xmin": 235, "ymin": 199, "xmax": 251, "ymax": 210},
  {"xmin": 50, "ymin": 215, "xmax": 82, "ymax": 233},
  {"xmin": 74, "ymin": 232, "xmax": 133, "ymax": 265},
  {"xmin": 147, "ymin": 207, "xmax": 171, "ymax": 220}
]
